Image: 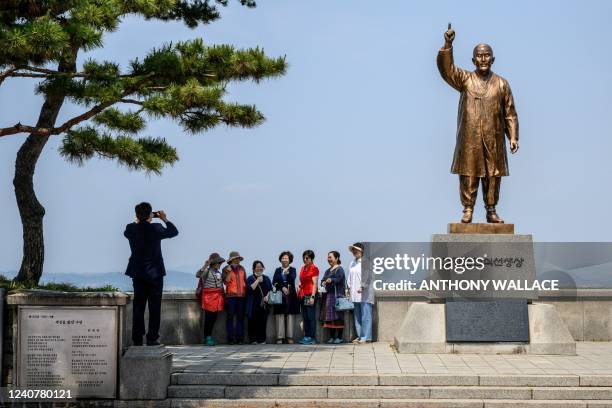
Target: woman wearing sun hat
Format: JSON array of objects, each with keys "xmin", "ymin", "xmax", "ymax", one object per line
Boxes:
[
  {"xmin": 196, "ymin": 252, "xmax": 226, "ymax": 346},
  {"xmin": 348, "ymin": 242, "xmax": 373, "ymax": 343},
  {"xmin": 222, "ymin": 251, "xmax": 247, "ymax": 344}
]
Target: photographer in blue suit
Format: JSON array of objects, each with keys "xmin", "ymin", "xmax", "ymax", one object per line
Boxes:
[{"xmin": 124, "ymin": 202, "xmax": 179, "ymax": 346}]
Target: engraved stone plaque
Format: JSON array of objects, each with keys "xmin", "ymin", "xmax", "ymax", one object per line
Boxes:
[
  {"xmin": 445, "ymin": 299, "xmax": 530, "ymax": 342},
  {"xmin": 17, "ymin": 306, "xmax": 118, "ymax": 398}
]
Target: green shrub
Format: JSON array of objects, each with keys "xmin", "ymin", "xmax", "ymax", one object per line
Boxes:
[{"xmin": 0, "ymin": 275, "xmax": 118, "ymax": 293}]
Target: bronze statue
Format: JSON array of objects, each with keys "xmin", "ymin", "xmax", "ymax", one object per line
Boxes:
[{"xmin": 437, "ymin": 23, "xmax": 519, "ymax": 224}]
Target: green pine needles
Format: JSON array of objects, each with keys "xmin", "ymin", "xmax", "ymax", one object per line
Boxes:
[{"xmin": 0, "ymin": 0, "xmax": 287, "ymax": 174}]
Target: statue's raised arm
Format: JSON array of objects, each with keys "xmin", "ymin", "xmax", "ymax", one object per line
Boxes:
[{"xmin": 437, "ymin": 23, "xmax": 469, "ymax": 91}]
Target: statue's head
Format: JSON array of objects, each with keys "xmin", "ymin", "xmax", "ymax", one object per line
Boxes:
[{"xmin": 472, "ymin": 43, "xmax": 494, "ymax": 74}]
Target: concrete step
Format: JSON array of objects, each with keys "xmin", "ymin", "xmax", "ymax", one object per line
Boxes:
[
  {"xmin": 168, "ymin": 399, "xmax": 612, "ymax": 408},
  {"xmin": 167, "ymin": 385, "xmax": 612, "ymax": 400},
  {"xmin": 171, "ymin": 373, "xmax": 612, "ymax": 387}
]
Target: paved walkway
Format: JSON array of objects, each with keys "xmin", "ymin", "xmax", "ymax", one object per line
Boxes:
[{"xmin": 168, "ymin": 342, "xmax": 612, "ymax": 376}]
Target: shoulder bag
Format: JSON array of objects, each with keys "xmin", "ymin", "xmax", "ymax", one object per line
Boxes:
[{"xmin": 333, "ymin": 267, "xmax": 354, "ymax": 311}]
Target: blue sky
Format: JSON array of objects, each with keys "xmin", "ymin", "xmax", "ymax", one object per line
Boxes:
[{"xmin": 1, "ymin": 0, "xmax": 611, "ymax": 276}]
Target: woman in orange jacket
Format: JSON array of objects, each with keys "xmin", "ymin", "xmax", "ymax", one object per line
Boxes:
[
  {"xmin": 222, "ymin": 251, "xmax": 247, "ymax": 344},
  {"xmin": 196, "ymin": 253, "xmax": 226, "ymax": 346}
]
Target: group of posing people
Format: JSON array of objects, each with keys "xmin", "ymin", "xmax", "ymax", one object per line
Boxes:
[
  {"xmin": 123, "ymin": 202, "xmax": 373, "ymax": 347},
  {"xmin": 195, "ymin": 244, "xmax": 374, "ymax": 346}
]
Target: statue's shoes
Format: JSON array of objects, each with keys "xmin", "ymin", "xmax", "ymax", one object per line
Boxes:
[
  {"xmin": 486, "ymin": 211, "xmax": 505, "ymax": 223},
  {"xmin": 461, "ymin": 208, "xmax": 473, "ymax": 223}
]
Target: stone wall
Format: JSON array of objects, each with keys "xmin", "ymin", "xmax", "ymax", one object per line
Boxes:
[
  {"xmin": 535, "ymin": 290, "xmax": 612, "ymax": 342},
  {"xmin": 2, "ymin": 294, "xmax": 13, "ymax": 387},
  {"xmin": 120, "ymin": 289, "xmax": 612, "ymax": 346},
  {"xmin": 122, "ymin": 293, "xmax": 358, "ymax": 347}
]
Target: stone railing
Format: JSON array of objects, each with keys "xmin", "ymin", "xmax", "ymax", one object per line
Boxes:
[
  {"xmin": 122, "ymin": 292, "xmax": 358, "ymax": 347},
  {"xmin": 121, "ymin": 289, "xmax": 612, "ymax": 346}
]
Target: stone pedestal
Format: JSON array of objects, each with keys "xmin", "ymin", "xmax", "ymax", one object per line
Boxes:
[
  {"xmin": 528, "ymin": 303, "xmax": 576, "ymax": 355},
  {"xmin": 394, "ymin": 303, "xmax": 446, "ymax": 353},
  {"xmin": 429, "ymin": 232, "xmax": 536, "ymax": 341},
  {"xmin": 429, "ymin": 232, "xmax": 537, "ymax": 300},
  {"xmin": 393, "ymin": 228, "xmax": 576, "ymax": 355},
  {"xmin": 394, "ymin": 303, "xmax": 576, "ymax": 355},
  {"xmin": 120, "ymin": 345, "xmax": 172, "ymax": 400}
]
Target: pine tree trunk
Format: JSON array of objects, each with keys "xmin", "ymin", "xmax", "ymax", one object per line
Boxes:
[
  {"xmin": 12, "ymin": 54, "xmax": 76, "ymax": 285},
  {"xmin": 12, "ymin": 105, "xmax": 60, "ymax": 285}
]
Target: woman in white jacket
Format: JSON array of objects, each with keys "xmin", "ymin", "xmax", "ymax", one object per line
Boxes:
[{"xmin": 347, "ymin": 243, "xmax": 373, "ymax": 343}]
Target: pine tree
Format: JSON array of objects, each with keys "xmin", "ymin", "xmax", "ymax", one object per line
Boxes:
[{"xmin": 0, "ymin": 0, "xmax": 286, "ymax": 285}]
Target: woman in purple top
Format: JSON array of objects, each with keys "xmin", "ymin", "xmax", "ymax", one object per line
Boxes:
[{"xmin": 319, "ymin": 251, "xmax": 347, "ymax": 344}]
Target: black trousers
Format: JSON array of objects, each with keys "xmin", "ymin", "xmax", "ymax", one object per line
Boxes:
[
  {"xmin": 459, "ymin": 175, "xmax": 501, "ymax": 208},
  {"xmin": 132, "ymin": 276, "xmax": 163, "ymax": 344},
  {"xmin": 203, "ymin": 310, "xmax": 218, "ymax": 337},
  {"xmin": 225, "ymin": 297, "xmax": 246, "ymax": 342},
  {"xmin": 248, "ymin": 307, "xmax": 268, "ymax": 343}
]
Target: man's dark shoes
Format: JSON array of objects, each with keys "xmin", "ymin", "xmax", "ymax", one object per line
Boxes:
[
  {"xmin": 486, "ymin": 206, "xmax": 504, "ymax": 223},
  {"xmin": 146, "ymin": 340, "xmax": 162, "ymax": 346},
  {"xmin": 461, "ymin": 207, "xmax": 473, "ymax": 223}
]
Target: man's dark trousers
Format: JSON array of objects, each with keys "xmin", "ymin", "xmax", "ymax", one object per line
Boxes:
[
  {"xmin": 124, "ymin": 220, "xmax": 178, "ymax": 345},
  {"xmin": 132, "ymin": 276, "xmax": 164, "ymax": 344}
]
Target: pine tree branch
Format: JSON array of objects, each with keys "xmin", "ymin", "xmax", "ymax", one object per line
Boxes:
[
  {"xmin": 1, "ymin": 65, "xmax": 148, "ymax": 81},
  {"xmin": 119, "ymin": 98, "xmax": 144, "ymax": 106},
  {"xmin": 0, "ymin": 65, "xmax": 18, "ymax": 86},
  {"xmin": 0, "ymin": 75, "xmax": 154, "ymax": 137},
  {"xmin": 17, "ymin": 65, "xmax": 81, "ymax": 76},
  {"xmin": 10, "ymin": 73, "xmax": 49, "ymax": 78},
  {"xmin": 1, "ymin": 97, "xmax": 121, "ymax": 137},
  {"xmin": 60, "ymin": 127, "xmax": 179, "ymax": 174},
  {"xmin": 0, "ymin": 101, "xmax": 114, "ymax": 137},
  {"xmin": 53, "ymin": 101, "xmax": 116, "ymax": 133}
]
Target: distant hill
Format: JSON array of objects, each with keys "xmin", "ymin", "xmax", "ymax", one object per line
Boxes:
[{"xmin": 0, "ymin": 270, "xmax": 197, "ymax": 291}]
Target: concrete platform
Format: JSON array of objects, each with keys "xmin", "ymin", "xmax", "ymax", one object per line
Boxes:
[{"xmin": 169, "ymin": 342, "xmax": 612, "ymax": 376}]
